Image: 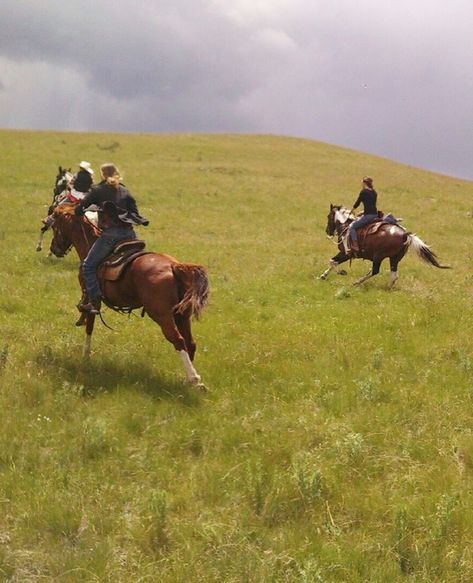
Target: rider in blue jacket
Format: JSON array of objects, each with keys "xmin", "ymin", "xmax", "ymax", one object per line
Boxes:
[{"xmin": 75, "ymin": 163, "xmax": 149, "ymax": 314}]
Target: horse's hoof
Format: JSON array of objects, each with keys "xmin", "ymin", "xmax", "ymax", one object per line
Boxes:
[
  {"xmin": 338, "ymin": 269, "xmax": 347, "ymax": 276},
  {"xmin": 319, "ymin": 275, "xmax": 327, "ymax": 280},
  {"xmin": 35, "ymin": 245, "xmax": 42, "ymax": 252},
  {"xmin": 190, "ymin": 378, "xmax": 207, "ymax": 392}
]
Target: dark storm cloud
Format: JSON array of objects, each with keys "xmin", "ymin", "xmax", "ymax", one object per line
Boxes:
[{"xmin": 1, "ymin": 0, "xmax": 473, "ymax": 178}]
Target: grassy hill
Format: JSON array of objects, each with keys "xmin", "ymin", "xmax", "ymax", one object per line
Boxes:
[{"xmin": 1, "ymin": 129, "xmax": 473, "ymax": 582}]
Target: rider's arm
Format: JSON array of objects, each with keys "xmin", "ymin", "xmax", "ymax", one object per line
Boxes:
[
  {"xmin": 351, "ymin": 192, "xmax": 363, "ymax": 215},
  {"xmin": 124, "ymin": 190, "xmax": 149, "ymax": 226},
  {"xmin": 352, "ymin": 191, "xmax": 363, "ymax": 210},
  {"xmin": 75, "ymin": 188, "xmax": 98, "ymax": 216}
]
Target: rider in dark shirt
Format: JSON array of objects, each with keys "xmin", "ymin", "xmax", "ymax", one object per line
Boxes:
[
  {"xmin": 71, "ymin": 161, "xmax": 94, "ymax": 198},
  {"xmin": 349, "ymin": 176, "xmax": 378, "ymax": 252},
  {"xmin": 75, "ymin": 163, "xmax": 149, "ymax": 314}
]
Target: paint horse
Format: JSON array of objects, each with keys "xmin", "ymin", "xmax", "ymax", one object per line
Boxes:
[
  {"xmin": 36, "ymin": 166, "xmax": 73, "ymax": 252},
  {"xmin": 320, "ymin": 204, "xmax": 449, "ymax": 287},
  {"xmin": 49, "ymin": 203, "xmax": 210, "ymax": 388}
]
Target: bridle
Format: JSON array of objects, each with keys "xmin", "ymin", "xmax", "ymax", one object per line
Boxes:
[
  {"xmin": 327, "ymin": 207, "xmax": 354, "ymax": 246},
  {"xmin": 51, "ymin": 209, "xmax": 99, "ymax": 258}
]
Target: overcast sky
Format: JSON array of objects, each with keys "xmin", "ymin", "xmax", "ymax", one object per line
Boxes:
[{"xmin": 1, "ymin": 0, "xmax": 473, "ymax": 179}]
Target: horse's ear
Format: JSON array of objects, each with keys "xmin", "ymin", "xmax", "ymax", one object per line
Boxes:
[
  {"xmin": 58, "ymin": 166, "xmax": 62, "ymax": 173},
  {"xmin": 330, "ymin": 203, "xmax": 333, "ymax": 210}
]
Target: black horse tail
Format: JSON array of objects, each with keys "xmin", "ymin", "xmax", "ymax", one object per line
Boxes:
[
  {"xmin": 405, "ymin": 234, "xmax": 450, "ymax": 269},
  {"xmin": 172, "ymin": 263, "xmax": 210, "ymax": 319}
]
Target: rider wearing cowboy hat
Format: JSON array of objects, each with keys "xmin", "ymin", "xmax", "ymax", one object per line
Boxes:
[{"xmin": 69, "ymin": 161, "xmax": 94, "ymax": 201}]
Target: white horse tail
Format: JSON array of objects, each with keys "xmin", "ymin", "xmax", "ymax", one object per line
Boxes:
[{"xmin": 405, "ymin": 234, "xmax": 450, "ymax": 269}]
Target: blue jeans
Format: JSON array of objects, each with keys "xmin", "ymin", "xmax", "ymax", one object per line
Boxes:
[
  {"xmin": 82, "ymin": 226, "xmax": 136, "ymax": 300},
  {"xmin": 349, "ymin": 214, "xmax": 378, "ymax": 243}
]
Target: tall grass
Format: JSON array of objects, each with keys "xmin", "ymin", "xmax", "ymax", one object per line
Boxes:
[{"xmin": 1, "ymin": 129, "xmax": 472, "ymax": 581}]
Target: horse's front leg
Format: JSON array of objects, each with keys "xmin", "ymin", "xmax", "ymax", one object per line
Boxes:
[
  {"xmin": 319, "ymin": 259, "xmax": 338, "ymax": 280},
  {"xmin": 83, "ymin": 314, "xmax": 96, "ymax": 358},
  {"xmin": 353, "ymin": 259, "xmax": 381, "ymax": 286},
  {"xmin": 35, "ymin": 225, "xmax": 48, "ymax": 252},
  {"xmin": 353, "ymin": 269, "xmax": 373, "ymax": 286},
  {"xmin": 319, "ymin": 253, "xmax": 349, "ymax": 280}
]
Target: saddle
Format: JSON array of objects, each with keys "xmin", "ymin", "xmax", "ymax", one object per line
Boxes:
[
  {"xmin": 97, "ymin": 239, "xmax": 148, "ymax": 282},
  {"xmin": 348, "ymin": 213, "xmax": 404, "ymax": 253},
  {"xmin": 357, "ymin": 219, "xmax": 385, "ymax": 238}
]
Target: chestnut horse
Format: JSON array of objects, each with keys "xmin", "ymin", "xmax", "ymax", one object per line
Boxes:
[
  {"xmin": 49, "ymin": 204, "xmax": 209, "ymax": 388},
  {"xmin": 320, "ymin": 204, "xmax": 449, "ymax": 287}
]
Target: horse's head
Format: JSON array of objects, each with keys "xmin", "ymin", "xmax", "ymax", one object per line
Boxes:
[
  {"xmin": 53, "ymin": 167, "xmax": 73, "ymax": 198},
  {"xmin": 50, "ymin": 204, "xmax": 99, "ymax": 259},
  {"xmin": 326, "ymin": 204, "xmax": 340, "ymax": 236},
  {"xmin": 49, "ymin": 204, "xmax": 76, "ymax": 257},
  {"xmin": 326, "ymin": 204, "xmax": 353, "ymax": 236}
]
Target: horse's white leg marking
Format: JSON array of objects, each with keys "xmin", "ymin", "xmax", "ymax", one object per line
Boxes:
[
  {"xmin": 320, "ymin": 260, "xmax": 338, "ymax": 280},
  {"xmin": 388, "ymin": 270, "xmax": 399, "ymax": 289},
  {"xmin": 353, "ymin": 269, "xmax": 373, "ymax": 286},
  {"xmin": 179, "ymin": 349, "xmax": 202, "ymax": 385},
  {"xmin": 83, "ymin": 334, "xmax": 92, "ymax": 358}
]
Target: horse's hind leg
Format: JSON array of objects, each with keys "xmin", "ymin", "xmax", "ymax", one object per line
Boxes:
[
  {"xmin": 388, "ymin": 255, "xmax": 402, "ymax": 289},
  {"xmin": 151, "ymin": 311, "xmax": 203, "ymax": 386},
  {"xmin": 175, "ymin": 313, "xmax": 196, "ymax": 361}
]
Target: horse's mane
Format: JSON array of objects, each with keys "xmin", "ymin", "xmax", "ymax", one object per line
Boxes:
[
  {"xmin": 53, "ymin": 203, "xmax": 100, "ymax": 236},
  {"xmin": 334, "ymin": 205, "xmax": 354, "ymax": 224},
  {"xmin": 53, "ymin": 202, "xmax": 77, "ymax": 216}
]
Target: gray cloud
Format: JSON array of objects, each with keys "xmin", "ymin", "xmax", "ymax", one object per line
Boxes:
[{"xmin": 1, "ymin": 0, "xmax": 473, "ymax": 178}]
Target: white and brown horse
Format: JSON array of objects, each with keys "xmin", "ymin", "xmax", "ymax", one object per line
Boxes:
[
  {"xmin": 320, "ymin": 205, "xmax": 449, "ymax": 287},
  {"xmin": 35, "ymin": 166, "xmax": 73, "ymax": 252}
]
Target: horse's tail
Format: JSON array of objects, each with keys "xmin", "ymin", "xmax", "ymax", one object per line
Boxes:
[
  {"xmin": 172, "ymin": 263, "xmax": 210, "ymax": 319},
  {"xmin": 405, "ymin": 234, "xmax": 450, "ymax": 269}
]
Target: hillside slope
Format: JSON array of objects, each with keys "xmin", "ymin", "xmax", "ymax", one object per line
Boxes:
[{"xmin": 0, "ymin": 130, "xmax": 472, "ymax": 582}]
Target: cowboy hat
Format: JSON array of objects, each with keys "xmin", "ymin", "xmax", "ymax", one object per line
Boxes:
[{"xmin": 79, "ymin": 161, "xmax": 94, "ymax": 174}]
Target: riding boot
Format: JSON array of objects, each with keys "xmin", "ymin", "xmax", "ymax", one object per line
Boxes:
[{"xmin": 78, "ymin": 297, "xmax": 102, "ymax": 315}]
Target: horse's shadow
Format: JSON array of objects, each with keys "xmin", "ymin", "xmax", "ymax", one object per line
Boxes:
[{"xmin": 36, "ymin": 348, "xmax": 202, "ymax": 407}]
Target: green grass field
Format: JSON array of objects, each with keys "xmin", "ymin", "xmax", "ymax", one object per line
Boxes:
[{"xmin": 1, "ymin": 129, "xmax": 473, "ymax": 582}]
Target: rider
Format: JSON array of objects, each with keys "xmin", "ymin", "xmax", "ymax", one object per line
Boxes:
[
  {"xmin": 69, "ymin": 161, "xmax": 94, "ymax": 201},
  {"xmin": 75, "ymin": 163, "xmax": 149, "ymax": 315},
  {"xmin": 42, "ymin": 161, "xmax": 94, "ymax": 227},
  {"xmin": 348, "ymin": 176, "xmax": 379, "ymax": 252}
]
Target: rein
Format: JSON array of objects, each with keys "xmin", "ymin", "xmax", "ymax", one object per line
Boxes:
[{"xmin": 80, "ymin": 216, "xmax": 100, "ymax": 250}]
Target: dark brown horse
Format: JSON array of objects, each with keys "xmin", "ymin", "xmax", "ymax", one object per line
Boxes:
[
  {"xmin": 49, "ymin": 204, "xmax": 209, "ymax": 388},
  {"xmin": 320, "ymin": 204, "xmax": 449, "ymax": 287}
]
